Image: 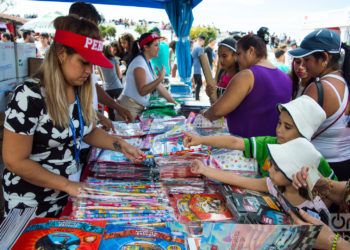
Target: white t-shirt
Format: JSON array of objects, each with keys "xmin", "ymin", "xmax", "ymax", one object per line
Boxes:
[{"xmin": 122, "ymin": 55, "xmax": 155, "ymax": 107}]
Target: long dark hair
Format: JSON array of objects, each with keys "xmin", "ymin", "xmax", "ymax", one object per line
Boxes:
[
  {"xmin": 128, "ymin": 32, "xmax": 154, "ymax": 67},
  {"xmin": 313, "ymin": 44, "xmax": 350, "ymax": 88},
  {"xmin": 341, "ymin": 42, "xmax": 350, "ymax": 87},
  {"xmin": 103, "ymin": 45, "xmax": 113, "ymax": 60}
]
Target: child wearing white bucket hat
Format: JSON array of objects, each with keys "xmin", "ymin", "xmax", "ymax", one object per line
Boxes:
[
  {"xmin": 191, "ymin": 137, "xmax": 330, "ymax": 222},
  {"xmin": 184, "ymin": 95, "xmax": 337, "ymax": 180}
]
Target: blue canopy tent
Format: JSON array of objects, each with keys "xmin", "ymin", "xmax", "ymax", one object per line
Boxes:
[{"xmin": 33, "ymin": 0, "xmax": 203, "ymax": 87}]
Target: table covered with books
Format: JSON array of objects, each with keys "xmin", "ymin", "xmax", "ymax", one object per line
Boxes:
[{"xmin": 1, "ymin": 98, "xmax": 322, "ymax": 249}]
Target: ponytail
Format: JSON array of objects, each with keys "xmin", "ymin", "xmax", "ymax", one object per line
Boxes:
[
  {"xmin": 127, "ymin": 40, "xmax": 141, "ymax": 67},
  {"xmin": 341, "ymin": 42, "xmax": 350, "ymax": 87}
]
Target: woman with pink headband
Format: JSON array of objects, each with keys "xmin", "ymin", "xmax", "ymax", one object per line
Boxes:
[{"xmin": 2, "ymin": 15, "xmax": 144, "ymax": 217}]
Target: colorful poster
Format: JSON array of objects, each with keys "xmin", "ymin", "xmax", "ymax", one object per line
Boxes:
[
  {"xmin": 99, "ymin": 225, "xmax": 186, "ymax": 250},
  {"xmin": 12, "ymin": 218, "xmax": 106, "ymax": 250},
  {"xmin": 170, "ymin": 194, "xmax": 233, "ymax": 222}
]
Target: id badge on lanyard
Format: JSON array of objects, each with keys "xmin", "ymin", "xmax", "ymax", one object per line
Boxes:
[
  {"xmin": 142, "ymin": 53, "xmax": 156, "ymax": 81},
  {"xmin": 69, "ymin": 91, "xmax": 85, "ymax": 174}
]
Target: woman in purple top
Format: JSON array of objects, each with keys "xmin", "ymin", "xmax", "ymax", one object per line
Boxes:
[{"xmin": 203, "ymin": 33, "xmax": 292, "ymax": 137}]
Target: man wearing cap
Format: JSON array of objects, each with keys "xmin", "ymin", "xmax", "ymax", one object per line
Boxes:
[
  {"xmin": 192, "ymin": 35, "xmax": 206, "ymax": 100},
  {"xmin": 288, "ymin": 28, "xmax": 350, "ymax": 181}
]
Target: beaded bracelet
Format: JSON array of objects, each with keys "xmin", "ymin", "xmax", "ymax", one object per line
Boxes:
[{"xmin": 331, "ymin": 233, "xmax": 340, "ymax": 250}]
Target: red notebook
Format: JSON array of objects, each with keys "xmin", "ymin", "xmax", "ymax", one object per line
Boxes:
[{"xmin": 170, "ymin": 193, "xmax": 233, "ymax": 222}]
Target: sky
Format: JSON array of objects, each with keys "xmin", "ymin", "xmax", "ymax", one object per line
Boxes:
[{"xmin": 5, "ymin": 0, "xmax": 350, "ymax": 40}]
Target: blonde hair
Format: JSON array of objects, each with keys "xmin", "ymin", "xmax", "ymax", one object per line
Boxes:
[{"xmin": 36, "ymin": 15, "xmax": 99, "ymax": 128}]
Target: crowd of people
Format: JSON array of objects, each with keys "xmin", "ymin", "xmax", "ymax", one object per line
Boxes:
[
  {"xmin": 0, "ymin": 29, "xmax": 52, "ymax": 58},
  {"xmin": 1, "ymin": 1, "xmax": 350, "ymax": 249},
  {"xmin": 186, "ymin": 26, "xmax": 350, "ymax": 248}
]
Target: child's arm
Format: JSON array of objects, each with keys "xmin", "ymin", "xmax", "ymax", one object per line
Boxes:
[
  {"xmin": 191, "ymin": 159, "xmax": 268, "ymax": 192},
  {"xmin": 318, "ymin": 157, "xmax": 337, "ymax": 181},
  {"xmin": 183, "ymin": 132, "xmax": 245, "ymax": 150}
]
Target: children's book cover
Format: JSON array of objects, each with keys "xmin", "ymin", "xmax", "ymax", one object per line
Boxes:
[
  {"xmin": 170, "ymin": 194, "xmax": 233, "ymax": 222},
  {"xmin": 221, "ymin": 185, "xmax": 290, "ymax": 224},
  {"xmin": 247, "ymin": 206, "xmax": 292, "ymax": 225},
  {"xmin": 99, "ymin": 225, "xmax": 186, "ymax": 250},
  {"xmin": 12, "ymin": 218, "xmax": 106, "ymax": 250},
  {"xmin": 200, "ymin": 222, "xmax": 321, "ymax": 250}
]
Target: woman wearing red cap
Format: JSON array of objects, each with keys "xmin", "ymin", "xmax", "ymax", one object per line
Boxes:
[
  {"xmin": 117, "ymin": 32, "xmax": 176, "ymax": 121},
  {"xmin": 2, "ymin": 15, "xmax": 144, "ymax": 217}
]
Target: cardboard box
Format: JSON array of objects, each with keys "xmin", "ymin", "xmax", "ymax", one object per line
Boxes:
[
  {"xmin": 0, "ymin": 42, "xmax": 16, "ymax": 82},
  {"xmin": 15, "ymin": 43, "xmax": 37, "ymax": 78},
  {"xmin": 28, "ymin": 57, "xmax": 43, "ymax": 76},
  {"xmin": 0, "ymin": 78, "xmax": 18, "ymax": 113}
]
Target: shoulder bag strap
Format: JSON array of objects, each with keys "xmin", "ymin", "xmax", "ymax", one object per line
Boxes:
[
  {"xmin": 315, "ymin": 77, "xmax": 324, "ymax": 107},
  {"xmin": 312, "ymin": 99, "xmax": 348, "ymax": 140}
]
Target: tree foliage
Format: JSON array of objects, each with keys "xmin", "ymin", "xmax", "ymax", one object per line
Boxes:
[
  {"xmin": 134, "ymin": 24, "xmax": 148, "ymax": 35},
  {"xmin": 190, "ymin": 25, "xmax": 219, "ymax": 45},
  {"xmin": 99, "ymin": 24, "xmax": 116, "ymax": 40}
]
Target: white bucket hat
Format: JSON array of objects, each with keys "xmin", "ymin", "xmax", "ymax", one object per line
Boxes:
[
  {"xmin": 278, "ymin": 95, "xmax": 326, "ymax": 140},
  {"xmin": 267, "ymin": 137, "xmax": 322, "ymax": 191}
]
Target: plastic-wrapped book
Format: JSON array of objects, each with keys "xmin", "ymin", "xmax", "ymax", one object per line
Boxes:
[{"xmin": 0, "ymin": 207, "xmax": 36, "ymax": 249}]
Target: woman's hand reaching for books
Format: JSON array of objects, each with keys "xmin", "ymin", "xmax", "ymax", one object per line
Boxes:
[
  {"xmin": 115, "ymin": 140, "xmax": 145, "ymax": 163},
  {"xmin": 64, "ymin": 181, "xmax": 85, "ymax": 197},
  {"xmin": 190, "ymin": 159, "xmax": 206, "ymax": 175},
  {"xmin": 183, "ymin": 132, "xmax": 202, "ymax": 148}
]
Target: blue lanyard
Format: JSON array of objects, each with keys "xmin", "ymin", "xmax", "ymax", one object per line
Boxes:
[
  {"xmin": 69, "ymin": 92, "xmax": 84, "ymax": 165},
  {"xmin": 141, "ymin": 53, "xmax": 156, "ymax": 80}
]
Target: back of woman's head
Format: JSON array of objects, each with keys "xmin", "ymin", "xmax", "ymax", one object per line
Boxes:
[
  {"xmin": 103, "ymin": 45, "xmax": 113, "ymax": 59},
  {"xmin": 237, "ymin": 34, "xmax": 267, "ymax": 59}
]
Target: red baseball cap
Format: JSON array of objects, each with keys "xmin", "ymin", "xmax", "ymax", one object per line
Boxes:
[
  {"xmin": 139, "ymin": 33, "xmax": 164, "ymax": 48},
  {"xmin": 54, "ymin": 30, "xmax": 113, "ymax": 68}
]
